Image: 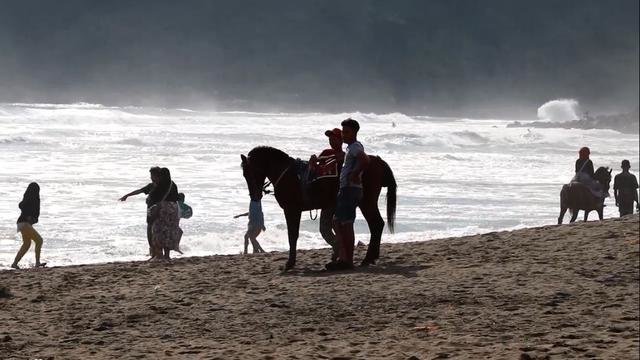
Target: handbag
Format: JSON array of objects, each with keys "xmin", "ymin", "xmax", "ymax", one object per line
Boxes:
[{"xmin": 179, "ymin": 201, "xmax": 193, "ymax": 219}]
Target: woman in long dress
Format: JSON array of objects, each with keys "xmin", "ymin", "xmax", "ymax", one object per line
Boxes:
[{"xmin": 150, "ymin": 168, "xmax": 182, "ymax": 260}]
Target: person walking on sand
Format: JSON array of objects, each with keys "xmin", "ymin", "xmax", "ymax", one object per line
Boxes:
[
  {"xmin": 244, "ymin": 200, "xmax": 266, "ymax": 254},
  {"xmin": 326, "ymin": 118, "xmax": 369, "ymax": 271},
  {"xmin": 11, "ymin": 182, "xmax": 46, "ymax": 269},
  {"xmin": 613, "ymin": 160, "xmax": 639, "ymax": 216}
]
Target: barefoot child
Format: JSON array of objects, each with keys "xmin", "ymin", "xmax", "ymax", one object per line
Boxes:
[
  {"xmin": 11, "ymin": 182, "xmax": 46, "ymax": 269},
  {"xmin": 239, "ymin": 200, "xmax": 266, "ymax": 254}
]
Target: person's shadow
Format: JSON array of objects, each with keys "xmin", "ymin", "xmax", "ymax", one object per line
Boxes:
[{"xmin": 282, "ymin": 262, "xmax": 429, "ymax": 278}]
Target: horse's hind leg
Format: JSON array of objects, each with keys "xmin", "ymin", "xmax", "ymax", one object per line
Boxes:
[
  {"xmin": 569, "ymin": 210, "xmax": 579, "ymax": 223},
  {"xmin": 597, "ymin": 208, "xmax": 604, "ymax": 221},
  {"xmin": 360, "ymin": 202, "xmax": 385, "ymax": 266},
  {"xmin": 584, "ymin": 210, "xmax": 590, "ymax": 222}
]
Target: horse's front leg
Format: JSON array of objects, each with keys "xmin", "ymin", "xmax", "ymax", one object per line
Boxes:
[
  {"xmin": 284, "ymin": 209, "xmax": 301, "ymax": 270},
  {"xmin": 584, "ymin": 210, "xmax": 590, "ymax": 222},
  {"xmin": 597, "ymin": 207, "xmax": 604, "ymax": 220},
  {"xmin": 558, "ymin": 206, "xmax": 568, "ymax": 225}
]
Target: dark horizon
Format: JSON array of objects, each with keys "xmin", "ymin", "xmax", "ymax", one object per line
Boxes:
[{"xmin": 1, "ymin": 0, "xmax": 638, "ymax": 118}]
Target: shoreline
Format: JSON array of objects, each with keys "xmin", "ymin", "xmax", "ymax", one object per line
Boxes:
[{"xmin": 1, "ymin": 215, "xmax": 638, "ymax": 359}]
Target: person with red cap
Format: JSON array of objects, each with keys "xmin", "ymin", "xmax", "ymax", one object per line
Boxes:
[
  {"xmin": 309, "ymin": 128, "xmax": 345, "ymax": 178},
  {"xmin": 309, "ymin": 128, "xmax": 345, "ymax": 260}
]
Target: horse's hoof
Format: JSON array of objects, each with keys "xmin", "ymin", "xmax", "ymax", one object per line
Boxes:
[
  {"xmin": 284, "ymin": 261, "xmax": 296, "ymax": 271},
  {"xmin": 360, "ymin": 259, "xmax": 376, "ymax": 267}
]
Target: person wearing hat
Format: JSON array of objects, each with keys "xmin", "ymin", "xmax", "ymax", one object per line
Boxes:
[
  {"xmin": 613, "ymin": 159, "xmax": 639, "ymax": 216},
  {"xmin": 309, "ymin": 128, "xmax": 345, "ymax": 178},
  {"xmin": 309, "ymin": 128, "xmax": 345, "ymax": 259}
]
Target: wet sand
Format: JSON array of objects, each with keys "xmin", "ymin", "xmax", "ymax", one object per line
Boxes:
[{"xmin": 1, "ymin": 215, "xmax": 638, "ymax": 359}]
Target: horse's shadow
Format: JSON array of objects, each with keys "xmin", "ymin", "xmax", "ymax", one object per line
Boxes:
[{"xmin": 282, "ymin": 262, "xmax": 429, "ymax": 278}]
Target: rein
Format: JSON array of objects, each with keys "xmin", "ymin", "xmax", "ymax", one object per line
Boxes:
[{"xmin": 262, "ymin": 161, "xmax": 291, "ymax": 195}]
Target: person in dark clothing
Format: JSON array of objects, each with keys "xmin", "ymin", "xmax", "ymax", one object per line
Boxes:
[
  {"xmin": 614, "ymin": 160, "xmax": 639, "ymax": 216},
  {"xmin": 119, "ymin": 166, "xmax": 179, "ymax": 259},
  {"xmin": 11, "ymin": 182, "xmax": 46, "ymax": 269},
  {"xmin": 575, "ymin": 146, "xmax": 595, "ymax": 178},
  {"xmin": 149, "ymin": 168, "xmax": 182, "ymax": 260}
]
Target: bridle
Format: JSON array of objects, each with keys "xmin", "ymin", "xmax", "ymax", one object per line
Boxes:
[{"xmin": 245, "ymin": 157, "xmax": 292, "ymax": 196}]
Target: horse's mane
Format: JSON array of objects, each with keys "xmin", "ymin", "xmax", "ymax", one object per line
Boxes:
[
  {"xmin": 595, "ymin": 166, "xmax": 610, "ymax": 177},
  {"xmin": 247, "ymin": 146, "xmax": 290, "ymax": 162}
]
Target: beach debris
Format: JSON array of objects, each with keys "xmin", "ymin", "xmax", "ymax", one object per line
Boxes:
[
  {"xmin": 0, "ymin": 286, "xmax": 12, "ymax": 298},
  {"xmin": 93, "ymin": 320, "xmax": 114, "ymax": 331},
  {"xmin": 412, "ymin": 322, "xmax": 439, "ymax": 335}
]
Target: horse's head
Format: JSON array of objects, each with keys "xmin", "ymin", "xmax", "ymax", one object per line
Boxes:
[
  {"xmin": 594, "ymin": 166, "xmax": 613, "ymax": 195},
  {"xmin": 241, "ymin": 154, "xmax": 266, "ymax": 202}
]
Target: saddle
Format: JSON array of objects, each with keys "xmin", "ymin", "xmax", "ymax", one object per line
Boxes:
[{"xmin": 293, "ymin": 158, "xmax": 339, "ymax": 209}]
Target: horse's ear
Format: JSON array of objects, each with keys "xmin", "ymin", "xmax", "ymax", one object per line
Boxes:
[
  {"xmin": 608, "ymin": 168, "xmax": 612, "ymax": 174},
  {"xmin": 241, "ymin": 154, "xmax": 247, "ymax": 164}
]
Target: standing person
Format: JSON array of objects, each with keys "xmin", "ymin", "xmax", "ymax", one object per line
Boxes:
[
  {"xmin": 309, "ymin": 128, "xmax": 345, "ymax": 178},
  {"xmin": 309, "ymin": 128, "xmax": 345, "ymax": 260},
  {"xmin": 614, "ymin": 160, "xmax": 639, "ymax": 216},
  {"xmin": 119, "ymin": 166, "xmax": 179, "ymax": 259},
  {"xmin": 11, "ymin": 182, "xmax": 46, "ymax": 269},
  {"xmin": 120, "ymin": 166, "xmax": 162, "ymax": 258},
  {"xmin": 149, "ymin": 168, "xmax": 182, "ymax": 260},
  {"xmin": 326, "ymin": 118, "xmax": 369, "ymax": 271}
]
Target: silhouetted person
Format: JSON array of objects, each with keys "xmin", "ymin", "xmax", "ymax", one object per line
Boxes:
[
  {"xmin": 613, "ymin": 160, "xmax": 639, "ymax": 216},
  {"xmin": 573, "ymin": 146, "xmax": 603, "ymax": 198},
  {"xmin": 120, "ymin": 166, "xmax": 179, "ymax": 259},
  {"xmin": 309, "ymin": 128, "xmax": 345, "ymax": 259},
  {"xmin": 575, "ymin": 146, "xmax": 594, "ymax": 179},
  {"xmin": 149, "ymin": 168, "xmax": 182, "ymax": 260},
  {"xmin": 12, "ymin": 182, "xmax": 46, "ymax": 269},
  {"xmin": 327, "ymin": 118, "xmax": 369, "ymax": 271}
]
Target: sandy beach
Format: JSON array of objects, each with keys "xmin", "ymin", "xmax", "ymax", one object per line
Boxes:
[{"xmin": 1, "ymin": 215, "xmax": 638, "ymax": 359}]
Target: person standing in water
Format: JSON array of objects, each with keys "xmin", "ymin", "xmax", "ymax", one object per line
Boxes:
[{"xmin": 11, "ymin": 182, "xmax": 46, "ymax": 269}]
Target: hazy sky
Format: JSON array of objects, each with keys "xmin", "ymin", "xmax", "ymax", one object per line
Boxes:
[{"xmin": 1, "ymin": 0, "xmax": 638, "ymax": 116}]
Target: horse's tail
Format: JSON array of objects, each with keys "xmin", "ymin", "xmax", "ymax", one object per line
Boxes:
[{"xmin": 381, "ymin": 158, "xmax": 397, "ymax": 233}]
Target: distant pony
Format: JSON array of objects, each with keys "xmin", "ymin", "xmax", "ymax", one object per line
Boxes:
[
  {"xmin": 241, "ymin": 146, "xmax": 396, "ymax": 270},
  {"xmin": 558, "ymin": 166, "xmax": 612, "ymax": 224}
]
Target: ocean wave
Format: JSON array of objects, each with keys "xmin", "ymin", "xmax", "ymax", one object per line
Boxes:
[{"xmin": 0, "ymin": 136, "xmax": 33, "ymax": 145}]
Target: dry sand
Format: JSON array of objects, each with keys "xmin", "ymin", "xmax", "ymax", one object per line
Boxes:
[{"xmin": 1, "ymin": 215, "xmax": 638, "ymax": 359}]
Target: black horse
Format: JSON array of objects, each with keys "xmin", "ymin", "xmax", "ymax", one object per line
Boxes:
[
  {"xmin": 558, "ymin": 166, "xmax": 612, "ymax": 224},
  {"xmin": 241, "ymin": 146, "xmax": 396, "ymax": 270}
]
